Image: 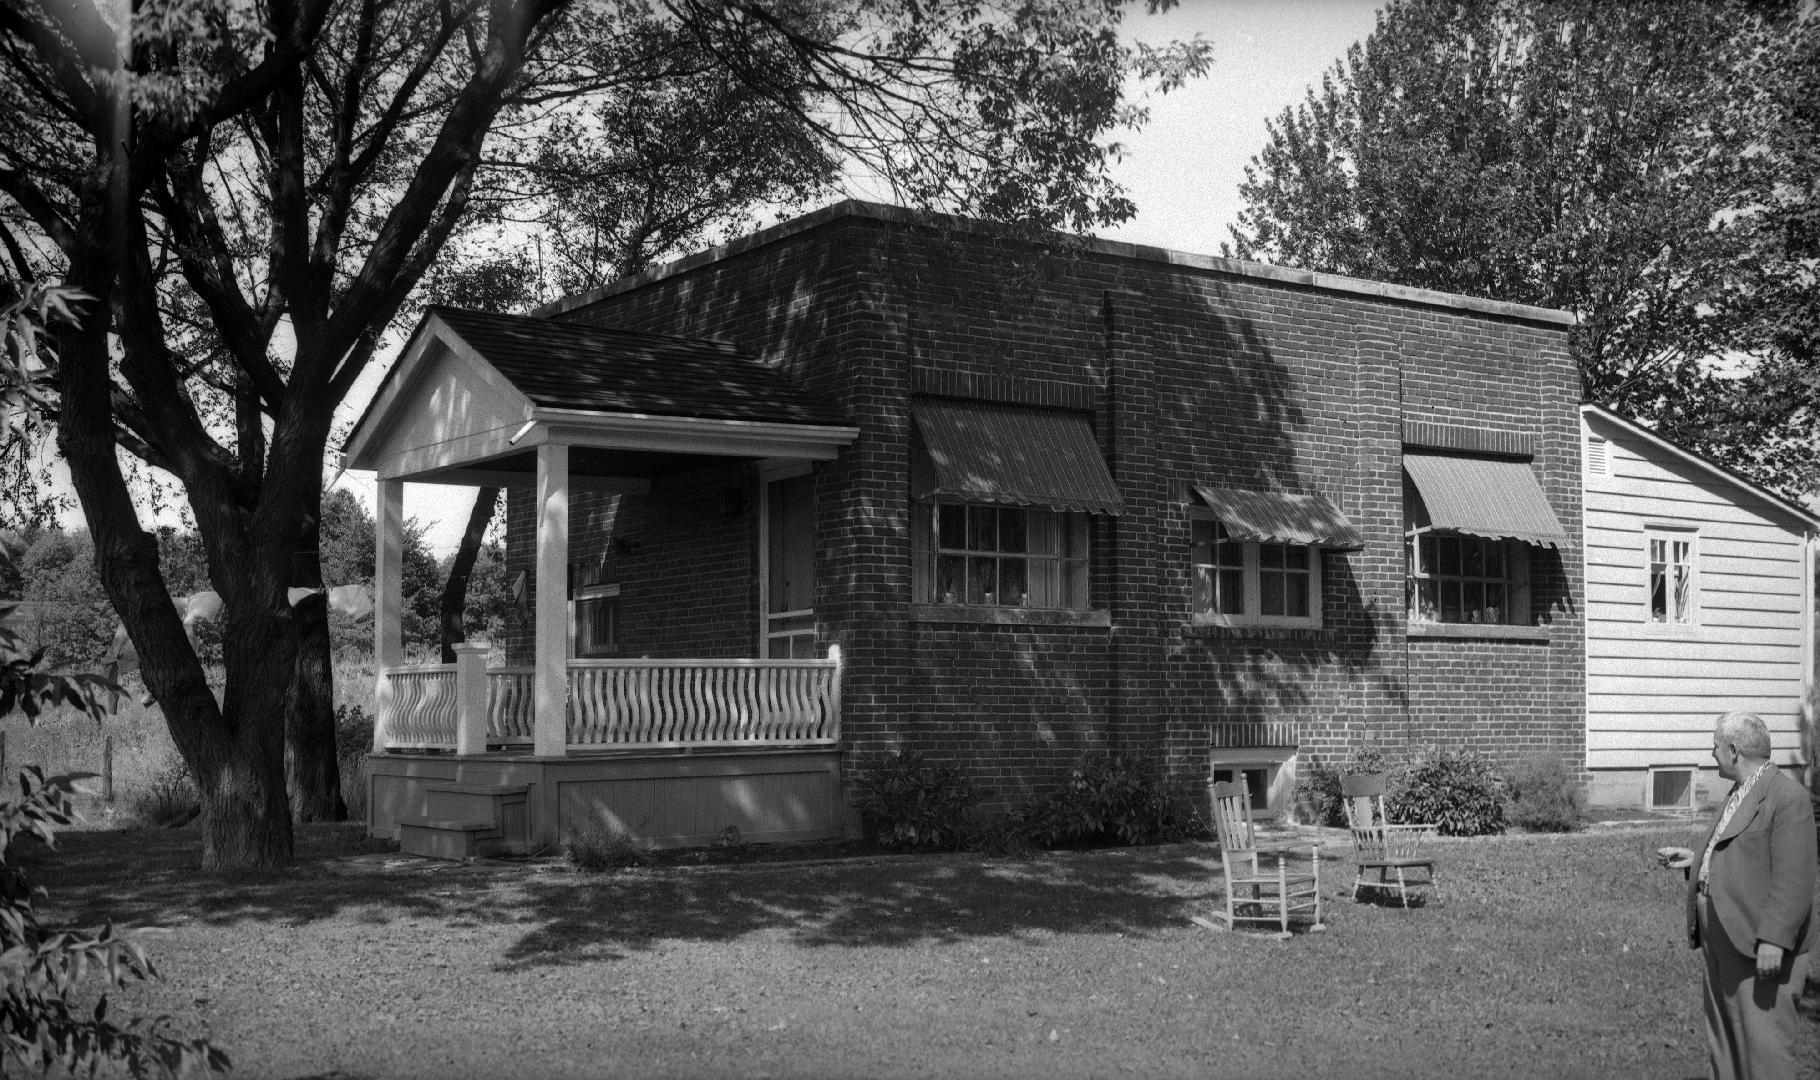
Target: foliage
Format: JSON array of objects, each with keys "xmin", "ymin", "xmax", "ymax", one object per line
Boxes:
[
  {"xmin": 13, "ymin": 530, "xmax": 115, "ymax": 669},
  {"xmin": 1227, "ymin": 0, "xmax": 1820, "ymax": 495},
  {"xmin": 852, "ymin": 751, "xmax": 985, "ymax": 851},
  {"xmin": 1386, "ymin": 746, "xmax": 1507, "ymax": 837},
  {"xmin": 128, "ymin": 752, "xmax": 201, "ymax": 830},
  {"xmin": 0, "ymin": 539, "xmax": 224, "ymax": 1076},
  {"xmin": 1502, "ymin": 753, "xmax": 1587, "ymax": 833},
  {"xmin": 0, "ymin": 284, "xmax": 80, "ymax": 528},
  {"xmin": 1293, "ymin": 745, "xmax": 1394, "ymax": 828},
  {"xmin": 564, "ymin": 822, "xmax": 653, "ymax": 871},
  {"xmin": 1015, "ymin": 754, "xmax": 1209, "ymax": 848}
]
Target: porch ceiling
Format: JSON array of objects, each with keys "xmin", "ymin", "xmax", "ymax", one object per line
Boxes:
[{"xmin": 343, "ymin": 307, "xmax": 858, "ymax": 484}]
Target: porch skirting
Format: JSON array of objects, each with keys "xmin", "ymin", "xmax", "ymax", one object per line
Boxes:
[{"xmin": 366, "ymin": 747, "xmax": 844, "ymax": 851}]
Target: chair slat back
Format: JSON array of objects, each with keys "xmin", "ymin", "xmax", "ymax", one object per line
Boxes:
[
  {"xmin": 1340, "ymin": 772, "xmax": 1388, "ymax": 854},
  {"xmin": 1211, "ymin": 778, "xmax": 1257, "ymax": 865}
]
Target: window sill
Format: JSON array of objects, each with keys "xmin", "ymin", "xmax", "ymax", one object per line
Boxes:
[
  {"xmin": 911, "ymin": 604, "xmax": 1111, "ymax": 628},
  {"xmin": 1182, "ymin": 624, "xmax": 1337, "ymax": 643},
  {"xmin": 1407, "ymin": 623, "xmax": 1551, "ymax": 642}
]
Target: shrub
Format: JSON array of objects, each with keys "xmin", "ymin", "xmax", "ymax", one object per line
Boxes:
[
  {"xmin": 1016, "ymin": 754, "xmax": 1209, "ymax": 848},
  {"xmin": 1294, "ymin": 745, "xmax": 1394, "ymax": 827},
  {"xmin": 1503, "ymin": 753, "xmax": 1587, "ymax": 832},
  {"xmin": 334, "ymin": 703, "xmax": 376, "ymax": 759},
  {"xmin": 851, "ymin": 751, "xmax": 984, "ymax": 851},
  {"xmin": 565, "ymin": 821, "xmax": 653, "ymax": 870},
  {"xmin": 1387, "ymin": 746, "xmax": 1507, "ymax": 837},
  {"xmin": 128, "ymin": 753, "xmax": 200, "ymax": 829}
]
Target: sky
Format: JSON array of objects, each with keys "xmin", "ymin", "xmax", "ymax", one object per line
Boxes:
[{"xmin": 32, "ymin": 0, "xmax": 1387, "ymax": 557}]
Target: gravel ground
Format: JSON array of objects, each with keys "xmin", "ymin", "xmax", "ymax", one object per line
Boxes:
[{"xmin": 32, "ymin": 822, "xmax": 1820, "ymax": 1080}]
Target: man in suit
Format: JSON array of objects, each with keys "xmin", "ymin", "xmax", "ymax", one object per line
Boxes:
[{"xmin": 1658, "ymin": 710, "xmax": 1816, "ymax": 1080}]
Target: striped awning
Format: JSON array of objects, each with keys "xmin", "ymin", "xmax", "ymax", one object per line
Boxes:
[
  {"xmin": 1403, "ymin": 451, "xmax": 1567, "ymax": 546},
  {"xmin": 1191, "ymin": 486, "xmax": 1364, "ymax": 550},
  {"xmin": 912, "ymin": 400, "xmax": 1123, "ymax": 515}
]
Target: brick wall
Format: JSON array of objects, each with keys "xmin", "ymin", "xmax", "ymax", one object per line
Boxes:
[{"xmin": 527, "ymin": 205, "xmax": 1583, "ymax": 805}]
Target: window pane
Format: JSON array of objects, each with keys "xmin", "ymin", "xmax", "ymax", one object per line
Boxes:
[
  {"xmin": 1419, "ymin": 535, "xmax": 1436, "ymax": 576},
  {"xmin": 969, "ymin": 556, "xmax": 996, "ymax": 604},
  {"xmin": 967, "ymin": 507, "xmax": 996, "ymax": 552},
  {"xmin": 1486, "ymin": 583, "xmax": 1505, "ymax": 624},
  {"xmin": 1260, "ymin": 572, "xmax": 1285, "ymax": 616},
  {"xmin": 1650, "ymin": 537, "xmax": 1666, "ymax": 563},
  {"xmin": 1441, "ymin": 581, "xmax": 1462, "ymax": 622},
  {"xmin": 1463, "ymin": 581, "xmax": 1484, "ymax": 622},
  {"xmin": 937, "ymin": 555, "xmax": 965, "ymax": 604},
  {"xmin": 1438, "ymin": 536, "xmax": 1460, "ymax": 576},
  {"xmin": 999, "ymin": 508, "xmax": 1028, "ymax": 553},
  {"xmin": 1673, "ymin": 565, "xmax": 1692, "ymax": 623},
  {"xmin": 1029, "ymin": 510, "xmax": 1058, "ymax": 556},
  {"xmin": 1650, "ymin": 568, "xmax": 1666, "ymax": 622},
  {"xmin": 1219, "ymin": 569, "xmax": 1245, "ymax": 615},
  {"xmin": 1284, "ymin": 572, "xmax": 1309, "ymax": 617},
  {"xmin": 1063, "ymin": 558, "xmax": 1089, "ymax": 608},
  {"xmin": 1192, "ymin": 518, "xmax": 1213, "ymax": 549},
  {"xmin": 1417, "ymin": 580, "xmax": 1438, "ymax": 621},
  {"xmin": 1464, "ymin": 540, "xmax": 1484, "ymax": 578},
  {"xmin": 1259, "ymin": 543, "xmax": 1284, "ymax": 570},
  {"xmin": 1193, "ymin": 564, "xmax": 1212, "ymax": 613},
  {"xmin": 1215, "ymin": 534, "xmax": 1244, "ymax": 568},
  {"xmin": 939, "ymin": 507, "xmax": 965, "ymax": 551},
  {"xmin": 1484, "ymin": 541, "xmax": 1504, "ymax": 579},
  {"xmin": 1280, "ymin": 545, "xmax": 1308, "ymax": 571},
  {"xmin": 1001, "ymin": 559, "xmax": 1029, "ymax": 606}
]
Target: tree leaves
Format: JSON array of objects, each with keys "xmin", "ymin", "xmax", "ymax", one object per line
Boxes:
[{"xmin": 1228, "ymin": 0, "xmax": 1819, "ymax": 495}]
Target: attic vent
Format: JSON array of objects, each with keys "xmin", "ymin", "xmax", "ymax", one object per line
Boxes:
[
  {"xmin": 1648, "ymin": 766, "xmax": 1696, "ymax": 812},
  {"xmin": 1586, "ymin": 436, "xmax": 1609, "ymax": 477}
]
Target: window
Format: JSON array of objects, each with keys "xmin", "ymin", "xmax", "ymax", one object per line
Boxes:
[
  {"xmin": 1190, "ymin": 516, "xmax": 1320, "ymax": 627},
  {"xmin": 1211, "ymin": 766, "xmax": 1274, "ymax": 812},
  {"xmin": 923, "ymin": 503, "xmax": 1089, "ymax": 608},
  {"xmin": 1406, "ymin": 532, "xmax": 1519, "ymax": 625},
  {"xmin": 570, "ymin": 583, "xmax": 619, "ymax": 658},
  {"xmin": 1646, "ymin": 528, "xmax": 1697, "ymax": 626},
  {"xmin": 1647, "ymin": 766, "xmax": 1697, "ymax": 813}
]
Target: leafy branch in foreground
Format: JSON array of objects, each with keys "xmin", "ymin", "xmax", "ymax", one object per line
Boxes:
[{"xmin": 0, "ymin": 538, "xmax": 227, "ymax": 1076}]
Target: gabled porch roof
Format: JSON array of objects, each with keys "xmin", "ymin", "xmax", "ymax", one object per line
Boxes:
[{"xmin": 343, "ymin": 307, "xmax": 858, "ymax": 486}]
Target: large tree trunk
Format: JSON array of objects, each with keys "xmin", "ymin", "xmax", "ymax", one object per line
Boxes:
[
  {"xmin": 439, "ymin": 487, "xmax": 499, "ymax": 663},
  {"xmin": 285, "ymin": 505, "xmax": 346, "ymax": 821}
]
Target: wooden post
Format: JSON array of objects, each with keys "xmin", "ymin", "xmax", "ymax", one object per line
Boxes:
[
  {"xmin": 103, "ymin": 735, "xmax": 114, "ymax": 803},
  {"xmin": 373, "ymin": 478, "xmax": 405, "ymax": 751},
  {"xmin": 534, "ymin": 443, "xmax": 570, "ymax": 758},
  {"xmin": 453, "ymin": 642, "xmax": 490, "ymax": 756}
]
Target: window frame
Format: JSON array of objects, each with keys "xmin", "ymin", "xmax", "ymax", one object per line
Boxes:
[
  {"xmin": 569, "ymin": 582, "xmax": 621, "ymax": 659},
  {"xmin": 914, "ymin": 501, "xmax": 1091, "ymax": 611},
  {"xmin": 1404, "ymin": 528, "xmax": 1530, "ymax": 627},
  {"xmin": 1644, "ymin": 526, "xmax": 1699, "ymax": 629},
  {"xmin": 1188, "ymin": 511, "xmax": 1323, "ymax": 629}
]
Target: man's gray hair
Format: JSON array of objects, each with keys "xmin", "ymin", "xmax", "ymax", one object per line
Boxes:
[{"xmin": 1716, "ymin": 710, "xmax": 1773, "ymax": 760}]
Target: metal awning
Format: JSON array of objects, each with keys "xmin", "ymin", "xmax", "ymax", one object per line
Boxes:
[
  {"xmin": 1190, "ymin": 486, "xmax": 1364, "ymax": 550},
  {"xmin": 1403, "ymin": 451, "xmax": 1567, "ymax": 546},
  {"xmin": 911, "ymin": 400, "xmax": 1123, "ymax": 515}
]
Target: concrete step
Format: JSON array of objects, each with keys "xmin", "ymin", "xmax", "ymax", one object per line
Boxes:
[{"xmin": 398, "ymin": 817, "xmax": 498, "ymax": 860}]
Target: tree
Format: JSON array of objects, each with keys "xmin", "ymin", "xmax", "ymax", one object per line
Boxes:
[
  {"xmin": 1226, "ymin": 0, "xmax": 1818, "ymax": 495},
  {"xmin": 0, "ymin": 0, "xmax": 1208, "ymax": 867}
]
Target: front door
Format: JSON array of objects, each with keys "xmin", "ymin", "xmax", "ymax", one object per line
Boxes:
[{"xmin": 762, "ymin": 471, "xmax": 817, "ymax": 658}]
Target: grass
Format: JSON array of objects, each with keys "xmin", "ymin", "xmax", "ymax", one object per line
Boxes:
[{"xmin": 28, "ymin": 820, "xmax": 1820, "ymax": 1080}]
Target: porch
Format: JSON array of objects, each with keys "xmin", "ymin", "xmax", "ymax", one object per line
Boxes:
[{"xmin": 343, "ymin": 308, "xmax": 860, "ymax": 854}]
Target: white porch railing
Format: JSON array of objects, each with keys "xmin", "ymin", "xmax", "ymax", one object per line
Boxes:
[
  {"xmin": 566, "ymin": 658, "xmax": 840, "ymax": 749},
  {"xmin": 377, "ymin": 655, "xmax": 840, "ymax": 752},
  {"xmin": 379, "ymin": 664, "xmax": 459, "ymax": 750}
]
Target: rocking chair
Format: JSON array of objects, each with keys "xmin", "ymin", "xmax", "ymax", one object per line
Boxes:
[
  {"xmin": 1207, "ymin": 778, "xmax": 1325, "ymax": 939},
  {"xmin": 1340, "ymin": 772, "xmax": 1440, "ymax": 908}
]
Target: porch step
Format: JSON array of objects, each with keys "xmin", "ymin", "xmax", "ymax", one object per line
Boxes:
[{"xmin": 397, "ymin": 783, "xmax": 532, "ymax": 860}]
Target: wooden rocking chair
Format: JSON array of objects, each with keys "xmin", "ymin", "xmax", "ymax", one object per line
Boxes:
[
  {"xmin": 1340, "ymin": 773, "xmax": 1440, "ymax": 908},
  {"xmin": 1207, "ymin": 778, "xmax": 1325, "ymax": 939}
]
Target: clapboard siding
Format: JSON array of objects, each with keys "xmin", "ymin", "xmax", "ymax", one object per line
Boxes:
[{"xmin": 1581, "ymin": 410, "xmax": 1816, "ymax": 774}]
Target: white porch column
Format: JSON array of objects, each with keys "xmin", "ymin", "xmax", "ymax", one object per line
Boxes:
[
  {"xmin": 533, "ymin": 443, "xmax": 570, "ymax": 757},
  {"xmin": 372, "ymin": 478, "xmax": 404, "ymax": 751},
  {"xmin": 453, "ymin": 642, "xmax": 490, "ymax": 756}
]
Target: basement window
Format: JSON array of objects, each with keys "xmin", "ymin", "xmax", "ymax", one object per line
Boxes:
[{"xmin": 1647, "ymin": 766, "xmax": 1697, "ymax": 813}]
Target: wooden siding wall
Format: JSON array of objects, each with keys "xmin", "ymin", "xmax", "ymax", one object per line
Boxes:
[{"xmin": 1582, "ymin": 414, "xmax": 1813, "ymax": 770}]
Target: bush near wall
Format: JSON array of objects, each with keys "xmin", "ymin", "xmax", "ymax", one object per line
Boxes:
[{"xmin": 1297, "ymin": 745, "xmax": 1510, "ymax": 836}]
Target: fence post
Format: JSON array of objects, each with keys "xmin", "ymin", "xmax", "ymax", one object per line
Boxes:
[
  {"xmin": 103, "ymin": 735, "xmax": 114, "ymax": 803},
  {"xmin": 454, "ymin": 642, "xmax": 490, "ymax": 756}
]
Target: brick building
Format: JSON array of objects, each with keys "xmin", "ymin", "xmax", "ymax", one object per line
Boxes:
[{"xmin": 486, "ymin": 200, "xmax": 1585, "ymax": 820}]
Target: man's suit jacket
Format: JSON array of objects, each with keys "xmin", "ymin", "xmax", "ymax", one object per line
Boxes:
[{"xmin": 1684, "ymin": 764, "xmax": 1817, "ymax": 959}]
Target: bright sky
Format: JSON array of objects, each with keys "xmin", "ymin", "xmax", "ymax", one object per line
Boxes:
[{"xmin": 38, "ymin": 0, "xmax": 1387, "ymax": 557}]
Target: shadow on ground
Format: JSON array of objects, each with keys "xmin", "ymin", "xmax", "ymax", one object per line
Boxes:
[{"xmin": 37, "ymin": 823, "xmax": 1240, "ymax": 968}]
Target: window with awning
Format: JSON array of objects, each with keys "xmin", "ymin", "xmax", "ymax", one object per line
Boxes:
[
  {"xmin": 1403, "ymin": 451, "xmax": 1565, "ymax": 626},
  {"xmin": 910, "ymin": 400, "xmax": 1117, "ymax": 611},
  {"xmin": 1187, "ymin": 488, "xmax": 1358, "ymax": 629}
]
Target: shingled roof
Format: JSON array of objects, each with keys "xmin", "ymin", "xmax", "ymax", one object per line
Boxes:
[{"xmin": 429, "ymin": 307, "xmax": 849, "ymax": 428}]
